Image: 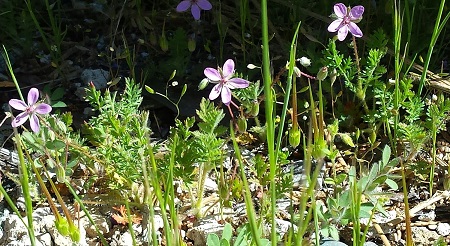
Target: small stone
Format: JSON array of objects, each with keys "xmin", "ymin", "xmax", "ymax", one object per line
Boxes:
[
  {"xmin": 428, "ymin": 224, "xmax": 438, "ymax": 230},
  {"xmin": 437, "ymin": 223, "xmax": 450, "ymax": 236},
  {"xmin": 186, "ymin": 217, "xmax": 224, "ymax": 246},
  {"xmin": 204, "ymin": 177, "xmax": 218, "ymax": 192},
  {"xmin": 81, "ymin": 69, "xmax": 110, "ymax": 90}
]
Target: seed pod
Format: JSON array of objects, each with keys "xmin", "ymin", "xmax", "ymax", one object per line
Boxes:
[
  {"xmin": 317, "ymin": 66, "xmax": 328, "ymax": 81},
  {"xmin": 198, "ymin": 78, "xmax": 209, "ymax": 90},
  {"xmin": 237, "ymin": 116, "xmax": 247, "ymax": 133},
  {"xmin": 289, "ymin": 126, "xmax": 301, "ymax": 148},
  {"xmin": 249, "ymin": 100, "xmax": 260, "ymax": 117}
]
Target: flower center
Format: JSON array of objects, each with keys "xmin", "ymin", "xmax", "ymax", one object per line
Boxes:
[{"xmin": 343, "ymin": 16, "xmax": 351, "ymax": 25}]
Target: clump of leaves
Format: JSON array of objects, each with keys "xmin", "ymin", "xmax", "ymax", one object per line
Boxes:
[{"xmin": 83, "ymin": 78, "xmax": 152, "ymax": 192}]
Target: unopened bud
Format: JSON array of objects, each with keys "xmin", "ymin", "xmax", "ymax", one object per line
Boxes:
[
  {"xmin": 288, "ymin": 126, "xmax": 301, "ymax": 148},
  {"xmin": 55, "ymin": 217, "xmax": 70, "ymax": 236},
  {"xmin": 188, "ymin": 36, "xmax": 196, "ymax": 52},
  {"xmin": 317, "ymin": 66, "xmax": 328, "ymax": 81},
  {"xmin": 56, "ymin": 165, "xmax": 65, "ymax": 183},
  {"xmin": 70, "ymin": 224, "xmax": 81, "ymax": 242},
  {"xmin": 149, "ymin": 31, "xmax": 157, "ymax": 46},
  {"xmin": 293, "ymin": 66, "xmax": 301, "ymax": 77},
  {"xmin": 237, "ymin": 116, "xmax": 247, "ymax": 133},
  {"xmin": 159, "ymin": 34, "xmax": 169, "ymax": 52},
  {"xmin": 298, "ymin": 57, "xmax": 311, "ymax": 67},
  {"xmin": 249, "ymin": 100, "xmax": 259, "ymax": 117},
  {"xmin": 198, "ymin": 78, "xmax": 209, "ymax": 90},
  {"xmin": 247, "ymin": 64, "xmax": 258, "ymax": 69},
  {"xmin": 330, "ymin": 68, "xmax": 337, "ymax": 84}
]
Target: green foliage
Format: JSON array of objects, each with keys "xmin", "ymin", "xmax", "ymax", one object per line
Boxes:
[
  {"xmin": 83, "ymin": 77, "xmax": 151, "ymax": 190},
  {"xmin": 207, "ymin": 223, "xmax": 233, "ymax": 246}
]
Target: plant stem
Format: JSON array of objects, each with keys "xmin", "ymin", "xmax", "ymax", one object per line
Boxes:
[{"xmin": 260, "ymin": 0, "xmax": 277, "ymax": 244}]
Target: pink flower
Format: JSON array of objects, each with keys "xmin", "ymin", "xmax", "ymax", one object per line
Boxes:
[
  {"xmin": 9, "ymin": 88, "xmax": 52, "ymax": 133},
  {"xmin": 176, "ymin": 0, "xmax": 212, "ymax": 20},
  {"xmin": 204, "ymin": 59, "xmax": 250, "ymax": 105},
  {"xmin": 327, "ymin": 3, "xmax": 364, "ymax": 41}
]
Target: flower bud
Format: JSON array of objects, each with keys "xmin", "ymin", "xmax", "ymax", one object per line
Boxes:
[
  {"xmin": 247, "ymin": 64, "xmax": 258, "ymax": 69},
  {"xmin": 188, "ymin": 36, "xmax": 196, "ymax": 52},
  {"xmin": 298, "ymin": 57, "xmax": 311, "ymax": 67},
  {"xmin": 69, "ymin": 224, "xmax": 81, "ymax": 242},
  {"xmin": 55, "ymin": 217, "xmax": 70, "ymax": 236},
  {"xmin": 198, "ymin": 78, "xmax": 209, "ymax": 91},
  {"xmin": 293, "ymin": 66, "xmax": 302, "ymax": 77},
  {"xmin": 317, "ymin": 66, "xmax": 328, "ymax": 81},
  {"xmin": 288, "ymin": 126, "xmax": 301, "ymax": 148},
  {"xmin": 249, "ymin": 100, "xmax": 259, "ymax": 117},
  {"xmin": 159, "ymin": 34, "xmax": 169, "ymax": 52},
  {"xmin": 149, "ymin": 31, "xmax": 157, "ymax": 46},
  {"xmin": 330, "ymin": 68, "xmax": 337, "ymax": 84},
  {"xmin": 56, "ymin": 165, "xmax": 65, "ymax": 183},
  {"xmin": 237, "ymin": 116, "xmax": 247, "ymax": 133}
]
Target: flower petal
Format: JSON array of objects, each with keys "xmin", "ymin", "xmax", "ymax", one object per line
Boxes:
[
  {"xmin": 227, "ymin": 78, "xmax": 249, "ymax": 89},
  {"xmin": 35, "ymin": 103, "xmax": 52, "ymax": 114},
  {"xmin": 11, "ymin": 111, "xmax": 29, "ymax": 128},
  {"xmin": 222, "ymin": 59, "xmax": 235, "ymax": 79},
  {"xmin": 327, "ymin": 20, "xmax": 342, "ymax": 33},
  {"xmin": 9, "ymin": 99, "xmax": 28, "ymax": 111},
  {"xmin": 333, "ymin": 3, "xmax": 347, "ymax": 18},
  {"xmin": 204, "ymin": 68, "xmax": 222, "ymax": 81},
  {"xmin": 27, "ymin": 88, "xmax": 39, "ymax": 106},
  {"xmin": 348, "ymin": 22, "xmax": 363, "ymax": 37},
  {"xmin": 337, "ymin": 25, "xmax": 349, "ymax": 41},
  {"xmin": 350, "ymin": 5, "xmax": 364, "ymax": 19},
  {"xmin": 209, "ymin": 84, "xmax": 222, "ymax": 101},
  {"xmin": 176, "ymin": 0, "xmax": 191, "ymax": 12},
  {"xmin": 221, "ymin": 86, "xmax": 232, "ymax": 105},
  {"xmin": 191, "ymin": 4, "xmax": 201, "ymax": 20},
  {"xmin": 29, "ymin": 114, "xmax": 40, "ymax": 133},
  {"xmin": 197, "ymin": 0, "xmax": 212, "ymax": 10}
]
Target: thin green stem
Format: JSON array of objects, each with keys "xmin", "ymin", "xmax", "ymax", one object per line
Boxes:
[
  {"xmin": 260, "ymin": 0, "xmax": 276, "ymax": 244},
  {"xmin": 418, "ymin": 0, "xmax": 449, "ymax": 94}
]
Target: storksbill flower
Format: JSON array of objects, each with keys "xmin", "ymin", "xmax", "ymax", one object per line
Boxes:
[
  {"xmin": 327, "ymin": 3, "xmax": 364, "ymax": 41},
  {"xmin": 204, "ymin": 59, "xmax": 250, "ymax": 105},
  {"xmin": 9, "ymin": 88, "xmax": 52, "ymax": 133}
]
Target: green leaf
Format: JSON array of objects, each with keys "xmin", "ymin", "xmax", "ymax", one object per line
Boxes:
[
  {"xmin": 220, "ymin": 238, "xmax": 230, "ymax": 246},
  {"xmin": 339, "ymin": 133, "xmax": 355, "ymax": 147},
  {"xmin": 52, "ymin": 101, "xmax": 67, "ymax": 108},
  {"xmin": 382, "ymin": 145, "xmax": 391, "ymax": 167},
  {"xmin": 207, "ymin": 234, "xmax": 220, "ymax": 246},
  {"xmin": 51, "ymin": 87, "xmax": 65, "ymax": 101},
  {"xmin": 45, "ymin": 139, "xmax": 66, "ymax": 150},
  {"xmin": 221, "ymin": 223, "xmax": 233, "ymax": 242},
  {"xmin": 385, "ymin": 178, "xmax": 398, "ymax": 190}
]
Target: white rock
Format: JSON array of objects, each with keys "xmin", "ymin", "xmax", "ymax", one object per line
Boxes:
[
  {"xmin": 186, "ymin": 217, "xmax": 225, "ymax": 246},
  {"xmin": 437, "ymin": 222, "xmax": 450, "ymax": 236},
  {"xmin": 81, "ymin": 69, "xmax": 110, "ymax": 90},
  {"xmin": 204, "ymin": 177, "xmax": 218, "ymax": 192},
  {"xmin": 83, "ymin": 214, "xmax": 110, "ymax": 238},
  {"xmin": 118, "ymin": 231, "xmax": 133, "ymax": 246},
  {"xmin": 428, "ymin": 224, "xmax": 438, "ymax": 230}
]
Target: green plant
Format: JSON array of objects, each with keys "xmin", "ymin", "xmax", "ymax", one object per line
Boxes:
[{"xmin": 207, "ymin": 223, "xmax": 233, "ymax": 246}]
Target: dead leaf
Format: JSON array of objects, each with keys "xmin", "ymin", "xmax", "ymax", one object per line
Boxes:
[{"xmin": 111, "ymin": 205, "xmax": 143, "ymax": 225}]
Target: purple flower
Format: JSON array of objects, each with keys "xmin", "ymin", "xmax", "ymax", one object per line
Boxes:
[
  {"xmin": 9, "ymin": 88, "xmax": 52, "ymax": 133},
  {"xmin": 176, "ymin": 0, "xmax": 212, "ymax": 20},
  {"xmin": 204, "ymin": 59, "xmax": 250, "ymax": 105},
  {"xmin": 327, "ymin": 3, "xmax": 364, "ymax": 41}
]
